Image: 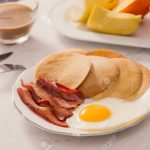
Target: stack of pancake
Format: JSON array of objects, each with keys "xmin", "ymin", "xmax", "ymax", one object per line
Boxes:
[{"xmin": 35, "ymin": 49, "xmax": 150, "ymax": 101}]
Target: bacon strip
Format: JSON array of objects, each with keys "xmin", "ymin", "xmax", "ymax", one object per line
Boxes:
[
  {"xmin": 17, "ymin": 79, "xmax": 85, "ymax": 127},
  {"xmin": 49, "ymin": 97, "xmax": 73, "ymax": 121},
  {"xmin": 21, "ymin": 80, "xmax": 50, "ymax": 106},
  {"xmin": 36, "ymin": 78, "xmax": 84, "ymax": 104},
  {"xmin": 54, "ymin": 97, "xmax": 80, "ymax": 109},
  {"xmin": 21, "ymin": 80, "xmax": 49, "ymax": 100},
  {"xmin": 21, "ymin": 80, "xmax": 74, "ymax": 120},
  {"xmin": 17, "ymin": 88, "xmax": 68, "ymax": 127},
  {"xmin": 22, "ymin": 80, "xmax": 80, "ymax": 109}
]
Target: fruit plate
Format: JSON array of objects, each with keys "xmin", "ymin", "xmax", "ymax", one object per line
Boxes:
[
  {"xmin": 50, "ymin": 0, "xmax": 150, "ymax": 48},
  {"xmin": 12, "ymin": 67, "xmax": 150, "ymax": 137}
]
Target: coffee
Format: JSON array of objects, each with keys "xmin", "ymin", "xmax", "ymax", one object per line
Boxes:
[{"xmin": 0, "ymin": 3, "xmax": 35, "ymax": 40}]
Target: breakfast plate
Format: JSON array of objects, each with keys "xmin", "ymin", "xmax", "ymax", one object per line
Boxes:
[
  {"xmin": 50, "ymin": 0, "xmax": 150, "ymax": 48},
  {"xmin": 12, "ymin": 48, "xmax": 150, "ymax": 136},
  {"xmin": 13, "ymin": 67, "xmax": 150, "ymax": 136}
]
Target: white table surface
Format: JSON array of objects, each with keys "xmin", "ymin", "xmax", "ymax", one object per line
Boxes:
[{"xmin": 0, "ymin": 0, "xmax": 150, "ymax": 150}]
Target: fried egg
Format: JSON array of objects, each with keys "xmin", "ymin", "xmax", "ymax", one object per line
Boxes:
[{"xmin": 66, "ymin": 98, "xmax": 149, "ymax": 131}]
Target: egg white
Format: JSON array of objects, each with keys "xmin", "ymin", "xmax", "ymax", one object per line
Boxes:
[{"xmin": 66, "ymin": 98, "xmax": 149, "ymax": 131}]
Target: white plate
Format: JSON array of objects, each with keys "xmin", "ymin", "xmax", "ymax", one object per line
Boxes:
[
  {"xmin": 50, "ymin": 0, "xmax": 150, "ymax": 48},
  {"xmin": 12, "ymin": 67, "xmax": 150, "ymax": 136}
]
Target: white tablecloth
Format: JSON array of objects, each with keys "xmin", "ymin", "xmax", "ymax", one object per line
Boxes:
[{"xmin": 0, "ymin": 0, "xmax": 150, "ymax": 149}]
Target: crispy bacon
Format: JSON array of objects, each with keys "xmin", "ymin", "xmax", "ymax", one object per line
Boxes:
[
  {"xmin": 36, "ymin": 78, "xmax": 84, "ymax": 104},
  {"xmin": 17, "ymin": 78, "xmax": 85, "ymax": 128},
  {"xmin": 21, "ymin": 80, "xmax": 50, "ymax": 107},
  {"xmin": 48, "ymin": 97, "xmax": 73, "ymax": 121},
  {"xmin": 22, "ymin": 80, "xmax": 81, "ymax": 109},
  {"xmin": 37, "ymin": 99, "xmax": 50, "ymax": 107},
  {"xmin": 21, "ymin": 81, "xmax": 73, "ymax": 119},
  {"xmin": 21, "ymin": 80, "xmax": 49, "ymax": 99},
  {"xmin": 22, "ymin": 81, "xmax": 76, "ymax": 121},
  {"xmin": 17, "ymin": 88, "xmax": 68, "ymax": 127},
  {"xmin": 54, "ymin": 97, "xmax": 80, "ymax": 109}
]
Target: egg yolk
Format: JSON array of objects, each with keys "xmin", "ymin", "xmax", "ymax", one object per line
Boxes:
[{"xmin": 79, "ymin": 104, "xmax": 111, "ymax": 122}]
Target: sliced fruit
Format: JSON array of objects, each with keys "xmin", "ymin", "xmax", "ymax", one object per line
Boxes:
[
  {"xmin": 87, "ymin": 4, "xmax": 142, "ymax": 35},
  {"xmin": 35, "ymin": 52, "xmax": 91, "ymax": 89},
  {"xmin": 68, "ymin": 0, "xmax": 119, "ymax": 23},
  {"xmin": 102, "ymin": 0, "xmax": 119, "ymax": 9},
  {"xmin": 114, "ymin": 0, "xmax": 150, "ymax": 16},
  {"xmin": 93, "ymin": 58, "xmax": 142, "ymax": 100},
  {"xmin": 78, "ymin": 56, "xmax": 119, "ymax": 97}
]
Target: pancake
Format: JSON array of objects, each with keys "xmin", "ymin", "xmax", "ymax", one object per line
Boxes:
[
  {"xmin": 60, "ymin": 48, "xmax": 87, "ymax": 55},
  {"xmin": 65, "ymin": 48, "xmax": 125, "ymax": 58},
  {"xmin": 127, "ymin": 64, "xmax": 150, "ymax": 100},
  {"xmin": 86, "ymin": 49, "xmax": 125, "ymax": 58},
  {"xmin": 78, "ymin": 56, "xmax": 119, "ymax": 97},
  {"xmin": 93, "ymin": 58, "xmax": 142, "ymax": 100},
  {"xmin": 35, "ymin": 52, "xmax": 91, "ymax": 89}
]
